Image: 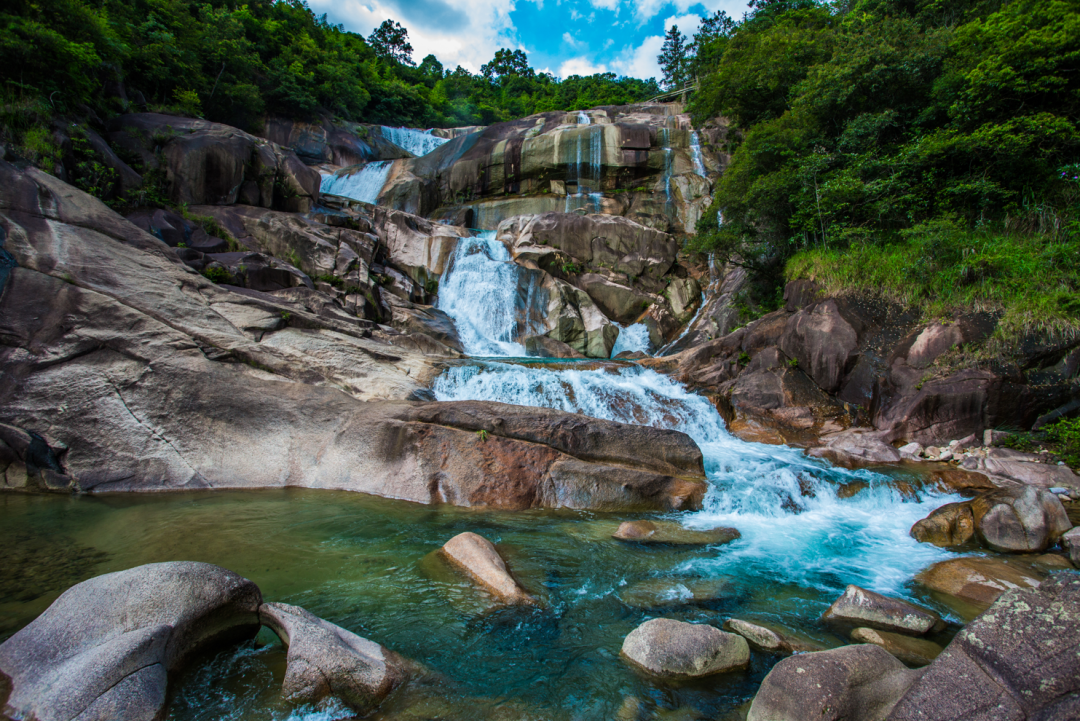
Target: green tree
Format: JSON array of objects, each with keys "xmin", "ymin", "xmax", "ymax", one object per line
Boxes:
[
  {"xmin": 658, "ymin": 25, "xmax": 690, "ymax": 90},
  {"xmin": 368, "ymin": 19, "xmax": 414, "ymax": 66},
  {"xmin": 482, "ymin": 49, "xmax": 533, "ymax": 81}
]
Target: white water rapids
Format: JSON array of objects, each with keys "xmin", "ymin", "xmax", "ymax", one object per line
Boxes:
[
  {"xmin": 431, "ymin": 228, "xmax": 959, "ymax": 599},
  {"xmin": 380, "ymin": 126, "xmax": 449, "ymax": 157},
  {"xmin": 320, "ymin": 161, "xmax": 392, "ymax": 204}
]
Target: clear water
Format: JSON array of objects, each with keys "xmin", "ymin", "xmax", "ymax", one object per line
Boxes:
[
  {"xmin": 577, "ymin": 111, "xmax": 591, "ymax": 125},
  {"xmin": 565, "ymin": 124, "xmax": 604, "ymax": 214},
  {"xmin": 381, "ymin": 127, "xmax": 449, "ymax": 157},
  {"xmin": 610, "ymin": 323, "xmax": 652, "ymax": 357},
  {"xmin": 690, "ymin": 131, "xmax": 707, "ymax": 176},
  {"xmin": 319, "ymin": 161, "xmax": 393, "ymax": 205}
]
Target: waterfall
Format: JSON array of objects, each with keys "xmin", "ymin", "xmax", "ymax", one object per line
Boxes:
[
  {"xmin": 565, "ymin": 124, "xmax": 604, "ymax": 214},
  {"xmin": 432, "ymin": 362, "xmax": 958, "ymax": 596},
  {"xmin": 380, "ymin": 127, "xmax": 449, "ymax": 157},
  {"xmin": 690, "ymin": 131, "xmax": 706, "ymax": 176},
  {"xmin": 578, "ymin": 111, "xmax": 590, "ymax": 125},
  {"xmin": 610, "ymin": 323, "xmax": 651, "ymax": 357},
  {"xmin": 436, "ymin": 232, "xmax": 544, "ymax": 357},
  {"xmin": 660, "ymin": 128, "xmax": 674, "ymax": 207},
  {"xmin": 320, "ymin": 161, "xmax": 393, "ymax": 204}
]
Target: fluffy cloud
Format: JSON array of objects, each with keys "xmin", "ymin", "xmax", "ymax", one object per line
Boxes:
[
  {"xmin": 307, "ymin": 0, "xmax": 517, "ymax": 72},
  {"xmin": 636, "ymin": 0, "xmax": 751, "ymax": 23},
  {"xmin": 559, "ymin": 57, "xmax": 609, "ymax": 78},
  {"xmin": 609, "ymin": 34, "xmax": 664, "ymax": 81}
]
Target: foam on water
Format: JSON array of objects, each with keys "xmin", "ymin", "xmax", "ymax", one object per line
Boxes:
[
  {"xmin": 380, "ymin": 126, "xmax": 449, "ymax": 157},
  {"xmin": 690, "ymin": 130, "xmax": 707, "ymax": 176},
  {"xmin": 433, "ymin": 362, "xmax": 957, "ymax": 598},
  {"xmin": 319, "ymin": 161, "xmax": 392, "ymax": 204},
  {"xmin": 610, "ymin": 323, "xmax": 651, "ymax": 357}
]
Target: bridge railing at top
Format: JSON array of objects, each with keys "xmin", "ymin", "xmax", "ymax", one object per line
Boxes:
[{"xmin": 643, "ymin": 84, "xmax": 699, "ymax": 104}]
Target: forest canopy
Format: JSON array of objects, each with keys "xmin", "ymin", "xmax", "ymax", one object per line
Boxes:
[{"xmin": 0, "ymin": 0, "xmax": 659, "ymax": 131}]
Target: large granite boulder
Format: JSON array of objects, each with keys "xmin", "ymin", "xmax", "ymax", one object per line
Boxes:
[
  {"xmin": 747, "ymin": 644, "xmax": 923, "ymax": 721},
  {"xmin": 0, "ymin": 562, "xmax": 262, "ymax": 721},
  {"xmin": 259, "ymin": 602, "xmax": 412, "ymax": 712},
  {"xmin": 821, "ymin": 585, "xmax": 943, "ymax": 635},
  {"xmin": 612, "ymin": 520, "xmax": 740, "ymax": 546},
  {"xmin": 621, "ymin": 619, "xmax": 749, "ymax": 679},
  {"xmin": 915, "ymin": 557, "xmax": 1043, "ymax": 613},
  {"xmin": 108, "ymin": 113, "xmax": 320, "ymax": 212},
  {"xmin": 911, "ymin": 487, "xmax": 1071, "ymax": 552},
  {"xmin": 886, "ymin": 572, "xmax": 1080, "ymax": 719},
  {"xmin": 779, "ymin": 299, "xmax": 864, "ymax": 394},
  {"xmin": 0, "ymin": 161, "xmax": 707, "ymax": 511}
]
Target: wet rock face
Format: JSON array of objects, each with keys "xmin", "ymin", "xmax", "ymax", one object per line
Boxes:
[
  {"xmin": 746, "ymin": 644, "xmax": 922, "ymax": 721},
  {"xmin": 612, "ymin": 520, "xmax": 740, "ymax": 546},
  {"xmin": 0, "ymin": 562, "xmax": 262, "ymax": 721},
  {"xmin": 621, "ymin": 619, "xmax": 749, "ymax": 679},
  {"xmin": 910, "ymin": 487, "xmax": 1071, "ymax": 552},
  {"xmin": 887, "ymin": 573, "xmax": 1080, "ymax": 720},
  {"xmin": 259, "ymin": 602, "xmax": 412, "ymax": 711},
  {"xmin": 821, "ymin": 585, "xmax": 944, "ymax": 636},
  {"xmin": 108, "ymin": 113, "xmax": 320, "ymax": 212},
  {"xmin": 849, "ymin": 628, "xmax": 942, "ymax": 667},
  {"xmin": 915, "ymin": 557, "xmax": 1043, "ymax": 612}
]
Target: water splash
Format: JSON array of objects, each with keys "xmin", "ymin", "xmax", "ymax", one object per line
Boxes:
[
  {"xmin": 610, "ymin": 323, "xmax": 651, "ymax": 357},
  {"xmin": 433, "ymin": 362, "xmax": 957, "ymax": 598},
  {"xmin": 577, "ymin": 111, "xmax": 591, "ymax": 125},
  {"xmin": 380, "ymin": 127, "xmax": 449, "ymax": 157},
  {"xmin": 320, "ymin": 161, "xmax": 393, "ymax": 204},
  {"xmin": 436, "ymin": 233, "xmax": 545, "ymax": 356}
]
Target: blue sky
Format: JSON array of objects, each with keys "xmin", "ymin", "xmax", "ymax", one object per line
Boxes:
[{"xmin": 306, "ymin": 0, "xmax": 754, "ymax": 81}]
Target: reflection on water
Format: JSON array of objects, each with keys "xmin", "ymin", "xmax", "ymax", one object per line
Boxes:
[{"xmin": 0, "ymin": 478, "xmax": 962, "ymax": 720}]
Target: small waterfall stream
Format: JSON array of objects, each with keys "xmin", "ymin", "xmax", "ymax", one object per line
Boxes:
[
  {"xmin": 320, "ymin": 161, "xmax": 393, "ymax": 204},
  {"xmin": 380, "ymin": 127, "xmax": 449, "ymax": 157},
  {"xmin": 565, "ymin": 122, "xmax": 604, "ymax": 214}
]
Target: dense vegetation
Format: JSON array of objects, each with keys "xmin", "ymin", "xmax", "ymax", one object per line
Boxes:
[
  {"xmin": 0, "ymin": 0, "xmax": 658, "ymax": 135},
  {"xmin": 687, "ymin": 0, "xmax": 1080, "ymax": 342}
]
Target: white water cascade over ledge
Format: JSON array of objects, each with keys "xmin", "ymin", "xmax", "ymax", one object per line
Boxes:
[{"xmin": 431, "ymin": 229, "xmax": 962, "ymax": 603}]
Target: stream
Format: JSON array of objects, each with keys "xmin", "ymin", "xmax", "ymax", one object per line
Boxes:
[{"xmin": 0, "ymin": 225, "xmax": 966, "ymax": 720}]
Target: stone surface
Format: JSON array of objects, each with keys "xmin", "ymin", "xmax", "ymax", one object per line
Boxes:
[
  {"xmin": 808, "ymin": 431, "xmax": 901, "ymax": 467},
  {"xmin": 822, "ymin": 585, "xmax": 943, "ymax": 635},
  {"xmin": 850, "ymin": 627, "xmax": 942, "ymax": 667},
  {"xmin": 0, "ymin": 562, "xmax": 261, "ymax": 721},
  {"xmin": 260, "ymin": 602, "xmax": 411, "ymax": 712},
  {"xmin": 746, "ymin": 644, "xmax": 922, "ymax": 721},
  {"xmin": 620, "ymin": 619, "xmax": 749, "ymax": 679},
  {"xmin": 970, "ymin": 486, "xmax": 1072, "ymax": 552},
  {"xmin": 961, "ymin": 447, "xmax": 1080, "ymax": 491},
  {"xmin": 613, "ymin": 520, "xmax": 740, "ymax": 545},
  {"xmin": 887, "ymin": 573, "xmax": 1080, "ymax": 720},
  {"xmin": 617, "ymin": 578, "xmax": 731, "ymax": 609},
  {"xmin": 1064, "ymin": 527, "xmax": 1080, "ymax": 567},
  {"xmin": 441, "ymin": 532, "xmax": 535, "ymax": 604},
  {"xmin": 915, "ymin": 556, "xmax": 1043, "ymax": 611},
  {"xmin": 722, "ymin": 618, "xmax": 823, "ymax": 655},
  {"xmin": 524, "ymin": 334, "xmax": 587, "ymax": 359},
  {"xmin": 910, "ymin": 502, "xmax": 976, "ymax": 547}
]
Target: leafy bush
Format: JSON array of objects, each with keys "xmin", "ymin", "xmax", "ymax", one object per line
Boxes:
[
  {"xmin": 201, "ymin": 266, "xmax": 230, "ymax": 284},
  {"xmin": 1045, "ymin": 417, "xmax": 1080, "ymax": 469}
]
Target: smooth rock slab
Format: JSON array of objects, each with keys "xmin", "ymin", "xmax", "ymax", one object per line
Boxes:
[
  {"xmin": 620, "ymin": 619, "xmax": 749, "ymax": 679},
  {"xmin": 723, "ymin": 618, "xmax": 824, "ymax": 655},
  {"xmin": 441, "ymin": 532, "xmax": 535, "ymax": 605},
  {"xmin": 746, "ymin": 644, "xmax": 922, "ymax": 721},
  {"xmin": 887, "ymin": 573, "xmax": 1080, "ymax": 720},
  {"xmin": 0, "ymin": 562, "xmax": 261, "ymax": 721},
  {"xmin": 850, "ymin": 627, "xmax": 942, "ymax": 667},
  {"xmin": 259, "ymin": 602, "xmax": 410, "ymax": 712},
  {"xmin": 612, "ymin": 520, "xmax": 740, "ymax": 545},
  {"xmin": 821, "ymin": 585, "xmax": 943, "ymax": 635},
  {"xmin": 915, "ymin": 556, "xmax": 1043, "ymax": 613},
  {"xmin": 970, "ymin": 486, "xmax": 1071, "ymax": 552},
  {"xmin": 910, "ymin": 502, "xmax": 975, "ymax": 547}
]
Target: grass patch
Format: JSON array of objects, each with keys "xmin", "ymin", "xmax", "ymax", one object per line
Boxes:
[{"xmin": 785, "ymin": 219, "xmax": 1080, "ymax": 348}]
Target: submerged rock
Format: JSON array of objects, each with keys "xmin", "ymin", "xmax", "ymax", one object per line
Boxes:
[
  {"xmin": 617, "ymin": 578, "xmax": 731, "ymax": 609},
  {"xmin": 915, "ymin": 556, "xmax": 1043, "ymax": 613},
  {"xmin": 887, "ymin": 573, "xmax": 1080, "ymax": 719},
  {"xmin": 821, "ymin": 585, "xmax": 943, "ymax": 636},
  {"xmin": 612, "ymin": 520, "xmax": 740, "ymax": 545},
  {"xmin": 260, "ymin": 602, "xmax": 412, "ymax": 712},
  {"xmin": 621, "ymin": 619, "xmax": 749, "ymax": 679},
  {"xmin": 440, "ymin": 532, "xmax": 535, "ymax": 605},
  {"xmin": 850, "ymin": 627, "xmax": 942, "ymax": 667},
  {"xmin": 0, "ymin": 562, "xmax": 262, "ymax": 721},
  {"xmin": 746, "ymin": 644, "xmax": 921, "ymax": 721},
  {"xmin": 722, "ymin": 618, "xmax": 825, "ymax": 655}
]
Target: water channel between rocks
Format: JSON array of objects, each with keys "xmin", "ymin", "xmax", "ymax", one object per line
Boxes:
[{"xmin": 0, "ymin": 221, "xmax": 970, "ymax": 721}]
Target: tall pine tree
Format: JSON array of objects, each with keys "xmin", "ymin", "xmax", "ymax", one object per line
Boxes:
[{"xmin": 658, "ymin": 25, "xmax": 690, "ymax": 90}]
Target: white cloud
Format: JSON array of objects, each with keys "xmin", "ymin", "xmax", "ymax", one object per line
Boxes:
[
  {"xmin": 563, "ymin": 32, "xmax": 586, "ymax": 48},
  {"xmin": 558, "ymin": 57, "xmax": 609, "ymax": 77},
  {"xmin": 609, "ymin": 34, "xmax": 664, "ymax": 81},
  {"xmin": 587, "ymin": 0, "xmax": 620, "ymax": 9},
  {"xmin": 665, "ymin": 13, "xmax": 702, "ymax": 38},
  {"xmin": 306, "ymin": 0, "xmax": 517, "ymax": 73},
  {"xmin": 635, "ymin": 0, "xmax": 750, "ymax": 23}
]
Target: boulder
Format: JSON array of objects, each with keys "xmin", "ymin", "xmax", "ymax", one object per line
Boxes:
[
  {"xmin": 961, "ymin": 447, "xmax": 1080, "ymax": 491},
  {"xmin": 440, "ymin": 532, "xmax": 535, "ymax": 605},
  {"xmin": 1064, "ymin": 527, "xmax": 1080, "ymax": 567},
  {"xmin": 821, "ymin": 585, "xmax": 943, "ymax": 635},
  {"xmin": 0, "ymin": 562, "xmax": 261, "ymax": 721},
  {"xmin": 915, "ymin": 556, "xmax": 1043, "ymax": 611},
  {"xmin": 723, "ymin": 618, "xmax": 824, "ymax": 655},
  {"xmin": 523, "ymin": 334, "xmax": 586, "ymax": 359},
  {"xmin": 886, "ymin": 573, "xmax": 1080, "ymax": 720},
  {"xmin": 808, "ymin": 431, "xmax": 901, "ymax": 467},
  {"xmin": 910, "ymin": 502, "xmax": 976, "ymax": 547},
  {"xmin": 613, "ymin": 520, "xmax": 740, "ymax": 545},
  {"xmin": 746, "ymin": 644, "xmax": 922, "ymax": 721},
  {"xmin": 849, "ymin": 628, "xmax": 942, "ymax": 667},
  {"xmin": 259, "ymin": 602, "xmax": 411, "ymax": 712},
  {"xmin": 620, "ymin": 619, "xmax": 749, "ymax": 679},
  {"xmin": 779, "ymin": 299, "xmax": 863, "ymax": 393},
  {"xmin": 969, "ymin": 486, "xmax": 1071, "ymax": 552},
  {"xmin": 923, "ymin": 467, "xmax": 996, "ymax": 496}
]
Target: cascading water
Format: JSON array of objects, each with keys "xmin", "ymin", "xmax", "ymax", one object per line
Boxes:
[
  {"xmin": 609, "ymin": 323, "xmax": 651, "ymax": 357},
  {"xmin": 565, "ymin": 123, "xmax": 604, "ymax": 214},
  {"xmin": 577, "ymin": 111, "xmax": 591, "ymax": 125},
  {"xmin": 659, "ymin": 127, "xmax": 674, "ymax": 207},
  {"xmin": 433, "ymin": 362, "xmax": 957, "ymax": 597},
  {"xmin": 380, "ymin": 127, "xmax": 449, "ymax": 157},
  {"xmin": 320, "ymin": 161, "xmax": 393, "ymax": 204},
  {"xmin": 435, "ymin": 232, "xmax": 544, "ymax": 357},
  {"xmin": 690, "ymin": 131, "xmax": 707, "ymax": 176}
]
